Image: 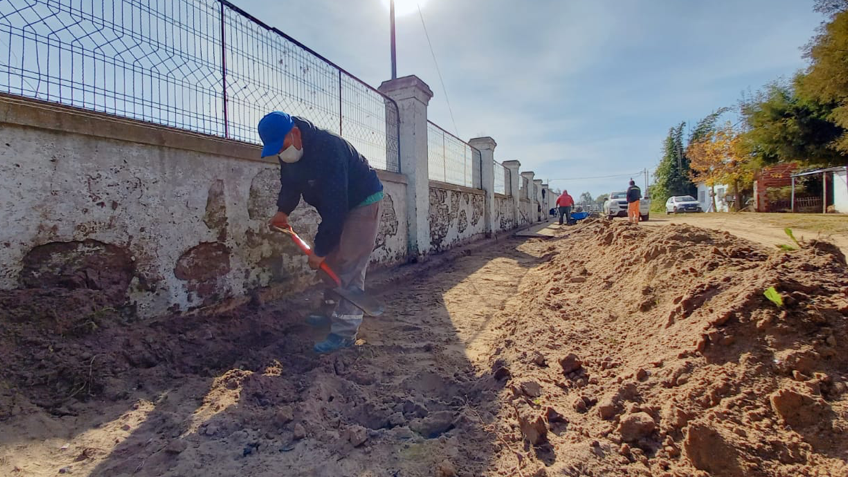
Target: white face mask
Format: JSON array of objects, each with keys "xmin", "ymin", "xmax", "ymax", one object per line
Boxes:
[{"xmin": 278, "ymin": 145, "xmax": 303, "ymax": 164}]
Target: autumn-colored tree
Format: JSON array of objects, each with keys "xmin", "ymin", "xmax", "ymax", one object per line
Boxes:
[
  {"xmin": 799, "ymin": 6, "xmax": 848, "ymax": 154},
  {"xmin": 687, "ymin": 123, "xmax": 754, "ymax": 212}
]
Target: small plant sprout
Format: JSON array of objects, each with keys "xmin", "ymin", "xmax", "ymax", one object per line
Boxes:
[{"xmin": 764, "ymin": 287, "xmax": 784, "ymax": 308}]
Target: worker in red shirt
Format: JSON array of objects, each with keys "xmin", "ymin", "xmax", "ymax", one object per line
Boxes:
[{"xmin": 556, "ymin": 190, "xmax": 575, "ymax": 225}]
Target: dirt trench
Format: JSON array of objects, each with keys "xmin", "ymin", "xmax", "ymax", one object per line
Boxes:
[{"xmin": 0, "ymin": 236, "xmax": 543, "ymax": 477}]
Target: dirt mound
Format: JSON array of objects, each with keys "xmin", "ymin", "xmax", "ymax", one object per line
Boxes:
[{"xmin": 482, "ymin": 221, "xmax": 848, "ymax": 476}]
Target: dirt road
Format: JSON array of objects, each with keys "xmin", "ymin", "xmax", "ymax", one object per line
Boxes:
[{"xmin": 640, "ymin": 213, "xmax": 848, "ymax": 256}]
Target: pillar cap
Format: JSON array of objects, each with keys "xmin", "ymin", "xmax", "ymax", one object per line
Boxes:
[
  {"xmin": 502, "ymin": 160, "xmax": 521, "ymax": 168},
  {"xmin": 379, "ymin": 75, "xmax": 434, "ymax": 105},
  {"xmin": 468, "ymin": 137, "xmax": 497, "ymax": 150},
  {"xmin": 521, "ymin": 171, "xmax": 535, "ymax": 178}
]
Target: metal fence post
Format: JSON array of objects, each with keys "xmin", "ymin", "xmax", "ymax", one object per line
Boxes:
[
  {"xmin": 219, "ymin": 0, "xmax": 230, "ymax": 138},
  {"xmin": 338, "ymin": 70, "xmax": 343, "ymax": 136}
]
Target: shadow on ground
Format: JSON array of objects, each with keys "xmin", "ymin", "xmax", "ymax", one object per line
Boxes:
[{"xmin": 1, "ymin": 236, "xmax": 544, "ymax": 476}]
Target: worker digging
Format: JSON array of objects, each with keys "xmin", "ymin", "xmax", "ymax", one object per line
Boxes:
[{"xmin": 259, "ymin": 111, "xmax": 384, "ymax": 354}]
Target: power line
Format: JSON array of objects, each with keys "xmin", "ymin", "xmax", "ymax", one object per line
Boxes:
[
  {"xmin": 417, "ymin": 3, "xmax": 460, "ymax": 137},
  {"xmin": 548, "ymin": 171, "xmax": 646, "ymax": 182}
]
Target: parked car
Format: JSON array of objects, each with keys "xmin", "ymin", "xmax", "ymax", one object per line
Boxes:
[
  {"xmin": 603, "ymin": 191, "xmax": 651, "ymax": 221},
  {"xmin": 665, "ymin": 195, "xmax": 702, "ymax": 214}
]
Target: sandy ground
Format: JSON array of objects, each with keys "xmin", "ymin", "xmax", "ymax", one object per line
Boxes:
[
  {"xmin": 638, "ymin": 213, "xmax": 848, "ymax": 256},
  {"xmin": 1, "ymin": 218, "xmax": 847, "ymax": 476}
]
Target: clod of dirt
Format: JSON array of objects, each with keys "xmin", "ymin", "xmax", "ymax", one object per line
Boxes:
[
  {"xmin": 275, "ymin": 406, "xmax": 294, "ymax": 425},
  {"xmin": 618, "ymin": 412, "xmax": 656, "ymax": 442},
  {"xmin": 559, "ymin": 353, "xmax": 582, "ymax": 374},
  {"xmin": 388, "ymin": 412, "xmax": 406, "ymax": 427},
  {"xmin": 401, "ymin": 399, "xmax": 429, "ymax": 419},
  {"xmin": 520, "ymin": 380, "xmax": 543, "ymax": 398},
  {"xmin": 293, "ymin": 424, "xmax": 306, "ymax": 440},
  {"xmin": 165, "ymin": 439, "xmax": 188, "ymax": 455},
  {"xmin": 410, "ymin": 411, "xmax": 455, "ymax": 439},
  {"xmin": 437, "ymin": 460, "xmax": 457, "ymax": 477},
  {"xmin": 545, "ymin": 407, "xmax": 567, "ymax": 424},
  {"xmin": 531, "ymin": 351, "xmax": 547, "ymax": 367},
  {"xmin": 572, "ymin": 396, "xmax": 588, "ymax": 413},
  {"xmin": 515, "ymin": 403, "xmax": 548, "ymax": 446},
  {"xmin": 493, "ymin": 366, "xmax": 511, "ymax": 380},
  {"xmin": 684, "ymin": 424, "xmax": 743, "ymax": 476},
  {"xmin": 597, "ymin": 396, "xmax": 618, "ymax": 420},
  {"xmin": 769, "ymin": 387, "xmax": 831, "ymax": 428},
  {"xmin": 344, "ymin": 425, "xmax": 368, "ymax": 447}
]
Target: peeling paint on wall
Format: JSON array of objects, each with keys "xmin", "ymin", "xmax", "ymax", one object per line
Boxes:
[
  {"xmin": 429, "ymin": 188, "xmax": 450, "ymax": 249},
  {"xmin": 471, "ymin": 195, "xmax": 483, "ymax": 227},
  {"xmin": 174, "ymin": 242, "xmax": 232, "ymax": 306},
  {"xmin": 458, "ymin": 210, "xmax": 468, "ymax": 234},
  {"xmin": 20, "ymin": 239, "xmax": 135, "ymax": 303},
  {"xmin": 495, "ymin": 197, "xmax": 515, "ymax": 232},
  {"xmin": 429, "ymin": 186, "xmax": 486, "ymax": 253},
  {"xmin": 375, "ymin": 192, "xmax": 398, "ymax": 251}
]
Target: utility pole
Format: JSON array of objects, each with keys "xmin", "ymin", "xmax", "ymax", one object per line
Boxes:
[{"xmin": 390, "ymin": 0, "xmax": 397, "ymax": 79}]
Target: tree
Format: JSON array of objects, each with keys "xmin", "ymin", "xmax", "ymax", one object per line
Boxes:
[
  {"xmin": 688, "ymin": 122, "xmax": 755, "ymax": 212},
  {"xmin": 652, "ymin": 122, "xmax": 698, "ymax": 211},
  {"xmin": 738, "ymin": 78, "xmax": 845, "ymax": 166},
  {"xmin": 799, "ymin": 8, "xmax": 848, "ymax": 155},
  {"xmin": 579, "ymin": 192, "xmax": 593, "ymax": 205}
]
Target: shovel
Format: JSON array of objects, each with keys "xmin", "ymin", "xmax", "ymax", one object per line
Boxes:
[{"xmin": 272, "ymin": 226, "xmax": 385, "ymax": 317}]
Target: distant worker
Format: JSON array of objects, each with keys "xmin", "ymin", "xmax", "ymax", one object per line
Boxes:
[
  {"xmin": 556, "ymin": 190, "xmax": 575, "ymax": 225},
  {"xmin": 626, "ymin": 179, "xmax": 642, "ymax": 224},
  {"xmin": 259, "ymin": 111, "xmax": 384, "ymax": 354}
]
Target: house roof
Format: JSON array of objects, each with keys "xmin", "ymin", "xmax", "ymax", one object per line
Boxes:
[{"xmin": 791, "ymin": 165, "xmax": 848, "ymax": 178}]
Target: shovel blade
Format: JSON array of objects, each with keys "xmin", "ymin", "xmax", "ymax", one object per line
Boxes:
[{"xmin": 330, "ymin": 287, "xmax": 384, "ymax": 317}]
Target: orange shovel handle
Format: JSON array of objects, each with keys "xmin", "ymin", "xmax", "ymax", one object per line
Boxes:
[{"xmin": 272, "ymin": 226, "xmax": 342, "ymax": 287}]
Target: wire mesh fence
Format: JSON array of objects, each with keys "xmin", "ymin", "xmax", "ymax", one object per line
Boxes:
[
  {"xmin": 0, "ymin": 0, "xmax": 400, "ymax": 172},
  {"xmin": 494, "ymin": 161, "xmax": 510, "ymax": 195},
  {"xmin": 427, "ymin": 121, "xmax": 481, "ymax": 189}
]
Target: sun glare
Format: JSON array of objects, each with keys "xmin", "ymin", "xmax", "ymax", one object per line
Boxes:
[{"xmin": 382, "ymin": 0, "xmax": 428, "ymax": 17}]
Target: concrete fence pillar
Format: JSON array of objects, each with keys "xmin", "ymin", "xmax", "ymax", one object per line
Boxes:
[
  {"xmin": 521, "ymin": 171, "xmax": 534, "ymax": 225},
  {"xmin": 379, "ymin": 75, "xmax": 434, "ymax": 260},
  {"xmin": 503, "ymin": 160, "xmax": 521, "ymax": 228},
  {"xmin": 469, "ymin": 137, "xmax": 496, "ymax": 237}
]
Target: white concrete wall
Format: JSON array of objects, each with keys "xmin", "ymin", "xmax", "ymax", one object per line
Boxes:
[
  {"xmin": 0, "ymin": 97, "xmax": 408, "ymax": 317},
  {"xmin": 428, "ymin": 183, "xmax": 487, "ymax": 252},
  {"xmin": 834, "ymin": 170, "xmax": 848, "ymax": 214}
]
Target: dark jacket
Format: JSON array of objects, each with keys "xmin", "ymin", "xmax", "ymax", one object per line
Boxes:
[
  {"xmin": 626, "ymin": 185, "xmax": 642, "ymax": 203},
  {"xmin": 277, "ymin": 117, "xmax": 383, "ymax": 257}
]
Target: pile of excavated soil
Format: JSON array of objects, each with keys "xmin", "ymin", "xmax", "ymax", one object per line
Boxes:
[{"xmin": 479, "ymin": 221, "xmax": 848, "ymax": 476}]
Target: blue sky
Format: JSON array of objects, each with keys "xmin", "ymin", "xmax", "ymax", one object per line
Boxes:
[{"xmin": 234, "ymin": 0, "xmax": 823, "ymax": 198}]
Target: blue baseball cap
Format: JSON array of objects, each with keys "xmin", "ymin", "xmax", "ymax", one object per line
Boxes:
[{"xmin": 258, "ymin": 111, "xmax": 294, "ymax": 158}]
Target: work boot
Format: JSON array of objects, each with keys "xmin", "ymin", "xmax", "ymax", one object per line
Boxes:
[{"xmin": 313, "ymin": 333, "xmax": 355, "ymax": 354}]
